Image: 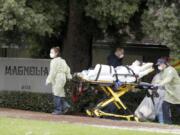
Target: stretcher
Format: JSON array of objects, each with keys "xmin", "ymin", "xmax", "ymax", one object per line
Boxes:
[
  {"xmin": 77, "ymin": 77, "xmax": 139, "ymax": 122},
  {"xmin": 75, "ymin": 62, "xmax": 156, "ymax": 122},
  {"xmin": 74, "ymin": 76, "xmax": 158, "ymax": 122}
]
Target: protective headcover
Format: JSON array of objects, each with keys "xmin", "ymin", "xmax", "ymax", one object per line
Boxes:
[{"xmin": 156, "ymin": 57, "xmax": 169, "ymax": 65}]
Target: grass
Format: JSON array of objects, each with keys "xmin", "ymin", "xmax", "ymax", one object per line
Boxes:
[{"xmin": 0, "ymin": 117, "xmax": 175, "ymax": 135}]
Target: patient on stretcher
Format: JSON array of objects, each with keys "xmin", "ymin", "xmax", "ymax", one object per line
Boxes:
[{"xmin": 77, "ymin": 60, "xmax": 154, "ymax": 83}]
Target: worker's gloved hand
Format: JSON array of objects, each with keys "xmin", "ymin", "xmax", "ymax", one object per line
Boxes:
[
  {"xmin": 153, "ymin": 84, "xmax": 160, "ymax": 87},
  {"xmin": 114, "ymin": 80, "xmax": 123, "ymax": 90},
  {"xmin": 138, "ymin": 82, "xmax": 153, "ymax": 90}
]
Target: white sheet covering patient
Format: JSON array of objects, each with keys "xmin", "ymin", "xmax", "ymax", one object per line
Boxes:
[{"xmin": 77, "ymin": 60, "xmax": 154, "ymax": 83}]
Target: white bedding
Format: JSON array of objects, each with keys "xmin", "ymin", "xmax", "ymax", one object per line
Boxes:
[{"xmin": 77, "ymin": 61, "xmax": 154, "ymax": 83}]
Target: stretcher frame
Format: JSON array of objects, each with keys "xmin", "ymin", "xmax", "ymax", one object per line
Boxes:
[{"xmin": 79, "ymin": 78, "xmax": 139, "ymax": 122}]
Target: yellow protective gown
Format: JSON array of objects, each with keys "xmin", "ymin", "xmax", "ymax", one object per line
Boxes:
[
  {"xmin": 46, "ymin": 57, "xmax": 72, "ymax": 97},
  {"xmin": 158, "ymin": 66, "xmax": 180, "ymax": 104}
]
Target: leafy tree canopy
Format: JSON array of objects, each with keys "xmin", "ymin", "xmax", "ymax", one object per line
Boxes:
[
  {"xmin": 85, "ymin": 0, "xmax": 139, "ymax": 29},
  {"xmin": 0, "ymin": 0, "xmax": 179, "ymax": 59},
  {"xmin": 142, "ymin": 0, "xmax": 180, "ymax": 58},
  {"xmin": 0, "ymin": 0, "xmax": 66, "ymax": 36}
]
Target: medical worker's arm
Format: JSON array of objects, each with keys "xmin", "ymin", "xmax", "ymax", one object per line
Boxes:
[
  {"xmin": 159, "ymin": 69, "xmax": 173, "ymax": 86},
  {"xmin": 46, "ymin": 60, "xmax": 56, "ymax": 85},
  {"xmin": 66, "ymin": 64, "xmax": 72, "ymax": 80}
]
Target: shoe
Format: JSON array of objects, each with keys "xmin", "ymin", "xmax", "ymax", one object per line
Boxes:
[
  {"xmin": 63, "ymin": 107, "xmax": 70, "ymax": 114},
  {"xmin": 51, "ymin": 111, "xmax": 63, "ymax": 115},
  {"xmin": 63, "ymin": 101, "xmax": 71, "ymax": 114}
]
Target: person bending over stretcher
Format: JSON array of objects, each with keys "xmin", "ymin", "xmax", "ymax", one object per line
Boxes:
[
  {"xmin": 154, "ymin": 57, "xmax": 180, "ymax": 124},
  {"xmin": 77, "ymin": 60, "xmax": 154, "ymax": 83}
]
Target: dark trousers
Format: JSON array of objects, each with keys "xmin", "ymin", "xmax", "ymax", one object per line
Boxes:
[
  {"xmin": 102, "ymin": 94, "xmax": 117, "ymax": 114},
  {"xmin": 162, "ymin": 101, "xmax": 172, "ymax": 124},
  {"xmin": 106, "ymin": 103, "xmax": 117, "ymax": 113},
  {"xmin": 162, "ymin": 101, "xmax": 180, "ymax": 124},
  {"xmin": 54, "ymin": 96, "xmax": 64, "ymax": 112}
]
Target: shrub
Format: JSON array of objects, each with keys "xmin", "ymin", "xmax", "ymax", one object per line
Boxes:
[{"xmin": 0, "ymin": 91, "xmax": 54, "ymax": 113}]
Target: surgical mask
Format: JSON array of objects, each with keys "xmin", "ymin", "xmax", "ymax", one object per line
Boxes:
[
  {"xmin": 119, "ymin": 54, "xmax": 124, "ymax": 59},
  {"xmin": 158, "ymin": 66, "xmax": 163, "ymax": 71},
  {"xmin": 50, "ymin": 53, "xmax": 56, "ymax": 58}
]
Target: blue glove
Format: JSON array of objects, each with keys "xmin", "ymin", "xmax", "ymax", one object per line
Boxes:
[{"xmin": 114, "ymin": 80, "xmax": 123, "ymax": 89}]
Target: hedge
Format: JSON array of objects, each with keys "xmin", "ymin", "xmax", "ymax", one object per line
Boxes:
[{"xmin": 0, "ymin": 91, "xmax": 54, "ymax": 113}]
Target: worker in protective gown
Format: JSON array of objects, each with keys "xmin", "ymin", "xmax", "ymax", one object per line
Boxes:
[
  {"xmin": 46, "ymin": 47, "xmax": 72, "ymax": 115},
  {"xmin": 155, "ymin": 57, "xmax": 180, "ymax": 124}
]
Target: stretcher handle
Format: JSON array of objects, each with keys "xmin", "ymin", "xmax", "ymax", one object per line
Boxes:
[{"xmin": 137, "ymin": 82, "xmax": 158, "ymax": 91}]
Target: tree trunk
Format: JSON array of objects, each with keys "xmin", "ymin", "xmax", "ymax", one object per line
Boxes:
[{"xmin": 63, "ymin": 0, "xmax": 93, "ymax": 72}]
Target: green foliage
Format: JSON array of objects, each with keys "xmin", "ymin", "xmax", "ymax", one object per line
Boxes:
[
  {"xmin": 65, "ymin": 81, "xmax": 102, "ymax": 112},
  {"xmin": 0, "ymin": 91, "xmax": 54, "ymax": 112},
  {"xmin": 0, "ymin": 0, "xmax": 140, "ymax": 57},
  {"xmin": 0, "ymin": 0, "xmax": 67, "ymax": 57},
  {"xmin": 0, "ymin": 0, "xmax": 66, "ymax": 36},
  {"xmin": 85, "ymin": 0, "xmax": 139, "ymax": 29},
  {"xmin": 0, "ymin": 0, "xmax": 179, "ymax": 59},
  {"xmin": 142, "ymin": 0, "xmax": 180, "ymax": 58}
]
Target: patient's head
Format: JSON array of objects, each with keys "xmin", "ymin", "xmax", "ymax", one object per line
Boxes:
[{"xmin": 132, "ymin": 60, "xmax": 141, "ymax": 66}]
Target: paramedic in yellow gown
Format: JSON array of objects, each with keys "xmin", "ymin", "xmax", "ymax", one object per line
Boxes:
[
  {"xmin": 155, "ymin": 57, "xmax": 180, "ymax": 124},
  {"xmin": 46, "ymin": 47, "xmax": 72, "ymax": 115}
]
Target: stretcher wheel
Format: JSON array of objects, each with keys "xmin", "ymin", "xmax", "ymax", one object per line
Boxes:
[
  {"xmin": 134, "ymin": 116, "xmax": 139, "ymax": 122},
  {"xmin": 93, "ymin": 109, "xmax": 101, "ymax": 117},
  {"xmin": 86, "ymin": 109, "xmax": 93, "ymax": 116},
  {"xmin": 86, "ymin": 109, "xmax": 102, "ymax": 118}
]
